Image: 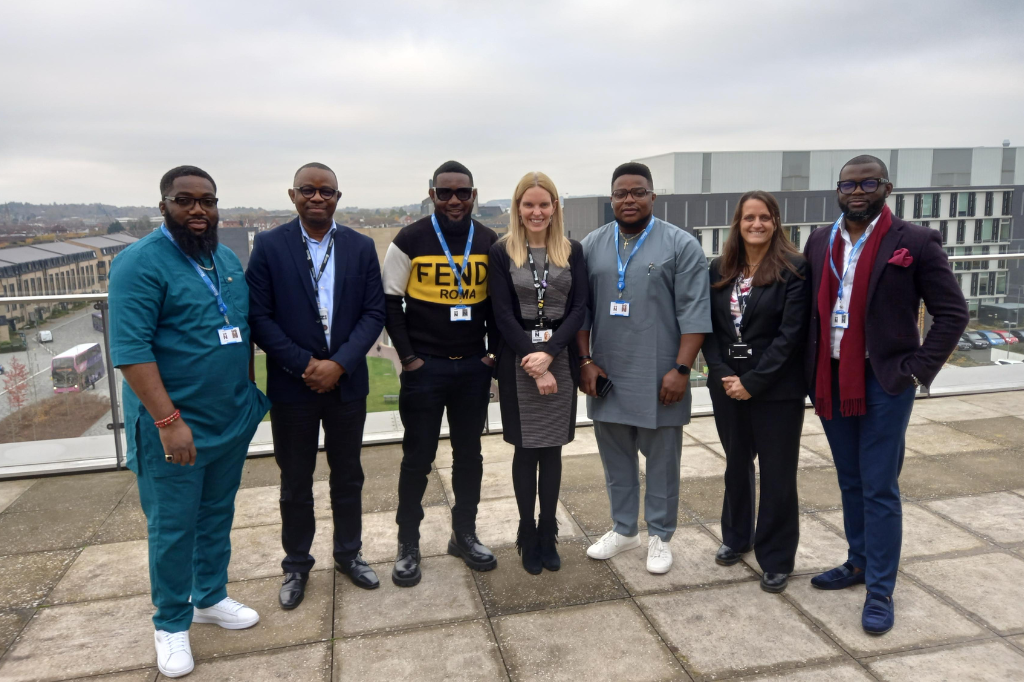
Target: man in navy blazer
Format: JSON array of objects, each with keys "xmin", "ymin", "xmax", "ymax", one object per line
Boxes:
[
  {"xmin": 803, "ymin": 155, "xmax": 968, "ymax": 635},
  {"xmin": 246, "ymin": 162, "xmax": 385, "ymax": 610}
]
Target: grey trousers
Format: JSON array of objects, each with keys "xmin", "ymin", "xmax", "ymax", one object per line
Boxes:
[{"xmin": 593, "ymin": 421, "xmax": 684, "ymax": 541}]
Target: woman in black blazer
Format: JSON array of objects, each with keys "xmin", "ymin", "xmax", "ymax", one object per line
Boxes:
[{"xmin": 702, "ymin": 190, "xmax": 810, "ymax": 594}]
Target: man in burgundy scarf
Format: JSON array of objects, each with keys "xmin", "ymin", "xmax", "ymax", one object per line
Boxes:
[{"xmin": 803, "ymin": 155, "xmax": 967, "ymax": 635}]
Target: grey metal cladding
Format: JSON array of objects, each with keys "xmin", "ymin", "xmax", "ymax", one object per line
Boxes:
[
  {"xmin": 931, "ymin": 148, "xmax": 973, "ymax": 187},
  {"xmin": 781, "ymin": 151, "xmax": 810, "ymax": 191},
  {"xmin": 701, "ymin": 153, "xmax": 712, "ymax": 193},
  {"xmin": 1002, "ymin": 148, "xmax": 1017, "ymax": 185},
  {"xmin": 890, "ymin": 150, "xmax": 899, "ymax": 185}
]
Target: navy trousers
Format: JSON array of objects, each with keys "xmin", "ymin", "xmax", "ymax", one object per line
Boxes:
[{"xmin": 819, "ymin": 361, "xmax": 915, "ymax": 597}]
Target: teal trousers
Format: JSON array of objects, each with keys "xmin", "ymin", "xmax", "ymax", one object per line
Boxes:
[{"xmin": 136, "ymin": 445, "xmax": 246, "ymax": 632}]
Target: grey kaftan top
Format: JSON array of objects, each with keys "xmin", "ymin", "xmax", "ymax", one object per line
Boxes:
[{"xmin": 581, "ymin": 218, "xmax": 711, "ymax": 429}]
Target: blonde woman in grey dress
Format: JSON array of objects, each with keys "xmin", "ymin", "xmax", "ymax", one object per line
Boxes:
[{"xmin": 488, "ymin": 172, "xmax": 589, "ymax": 575}]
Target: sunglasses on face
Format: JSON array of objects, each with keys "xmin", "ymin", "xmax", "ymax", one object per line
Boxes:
[
  {"xmin": 611, "ymin": 188, "xmax": 654, "ymax": 201},
  {"xmin": 434, "ymin": 187, "xmax": 474, "ymax": 202},
  {"xmin": 164, "ymin": 196, "xmax": 218, "ymax": 210},
  {"xmin": 293, "ymin": 186, "xmax": 340, "ymax": 200},
  {"xmin": 837, "ymin": 178, "xmax": 888, "ymax": 194}
]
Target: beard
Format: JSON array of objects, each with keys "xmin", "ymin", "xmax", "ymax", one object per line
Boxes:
[
  {"xmin": 618, "ymin": 209, "xmax": 653, "ymax": 232},
  {"xmin": 165, "ymin": 212, "xmax": 219, "ymax": 259},
  {"xmin": 434, "ymin": 210, "xmax": 472, "ymax": 234},
  {"xmin": 840, "ymin": 195, "xmax": 887, "ymax": 222}
]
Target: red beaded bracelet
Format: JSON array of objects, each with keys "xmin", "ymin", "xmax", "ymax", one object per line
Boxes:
[{"xmin": 154, "ymin": 409, "xmax": 181, "ymax": 429}]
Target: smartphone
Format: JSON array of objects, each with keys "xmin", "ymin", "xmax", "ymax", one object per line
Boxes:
[{"xmin": 595, "ymin": 375, "xmax": 613, "ymax": 398}]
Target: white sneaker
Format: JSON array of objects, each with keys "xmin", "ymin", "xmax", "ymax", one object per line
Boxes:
[
  {"xmin": 154, "ymin": 630, "xmax": 194, "ymax": 678},
  {"xmin": 586, "ymin": 530, "xmax": 641, "ymax": 559},
  {"xmin": 647, "ymin": 536, "xmax": 673, "ymax": 574},
  {"xmin": 193, "ymin": 597, "xmax": 260, "ymax": 630}
]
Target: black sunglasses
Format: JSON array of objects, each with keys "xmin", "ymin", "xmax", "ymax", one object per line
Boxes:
[
  {"xmin": 434, "ymin": 187, "xmax": 474, "ymax": 202},
  {"xmin": 293, "ymin": 186, "xmax": 340, "ymax": 200},
  {"xmin": 164, "ymin": 196, "xmax": 218, "ymax": 210},
  {"xmin": 837, "ymin": 178, "xmax": 889, "ymax": 194}
]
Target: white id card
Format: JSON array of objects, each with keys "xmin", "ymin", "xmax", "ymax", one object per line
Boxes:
[
  {"xmin": 318, "ymin": 306, "xmax": 329, "ymax": 331},
  {"xmin": 832, "ymin": 310, "xmax": 849, "ymax": 329},
  {"xmin": 610, "ymin": 301, "xmax": 630, "ymax": 317},
  {"xmin": 451, "ymin": 305, "xmax": 471, "ymax": 322},
  {"xmin": 531, "ymin": 329, "xmax": 552, "ymax": 343},
  {"xmin": 218, "ymin": 326, "xmax": 243, "ymax": 345}
]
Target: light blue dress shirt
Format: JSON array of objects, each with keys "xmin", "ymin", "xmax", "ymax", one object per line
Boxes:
[{"xmin": 300, "ymin": 220, "xmax": 337, "ymax": 346}]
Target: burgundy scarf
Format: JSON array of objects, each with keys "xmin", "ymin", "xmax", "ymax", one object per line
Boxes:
[{"xmin": 814, "ymin": 205, "xmax": 892, "ymax": 419}]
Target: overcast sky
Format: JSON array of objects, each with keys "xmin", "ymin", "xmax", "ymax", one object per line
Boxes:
[{"xmin": 1, "ymin": 0, "xmax": 1022, "ymax": 209}]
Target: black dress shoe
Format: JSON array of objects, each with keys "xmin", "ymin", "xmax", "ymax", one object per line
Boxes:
[
  {"xmin": 760, "ymin": 572, "xmax": 789, "ymax": 593},
  {"xmin": 392, "ymin": 541, "xmax": 421, "ymax": 587},
  {"xmin": 279, "ymin": 572, "xmax": 308, "ymax": 610},
  {"xmin": 447, "ymin": 531, "xmax": 498, "ymax": 571},
  {"xmin": 715, "ymin": 543, "xmax": 751, "ymax": 566},
  {"xmin": 336, "ymin": 553, "xmax": 380, "ymax": 590}
]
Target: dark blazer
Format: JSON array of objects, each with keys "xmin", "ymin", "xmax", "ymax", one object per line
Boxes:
[
  {"xmin": 246, "ymin": 218, "xmax": 386, "ymax": 404},
  {"xmin": 703, "ymin": 254, "xmax": 810, "ymax": 401},
  {"xmin": 802, "ymin": 215, "xmax": 969, "ymax": 397}
]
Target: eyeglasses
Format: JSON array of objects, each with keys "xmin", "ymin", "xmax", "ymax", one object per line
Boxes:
[
  {"xmin": 293, "ymin": 186, "xmax": 340, "ymax": 200},
  {"xmin": 611, "ymin": 188, "xmax": 654, "ymax": 201},
  {"xmin": 164, "ymin": 196, "xmax": 218, "ymax": 210},
  {"xmin": 434, "ymin": 187, "xmax": 474, "ymax": 202},
  {"xmin": 836, "ymin": 178, "xmax": 889, "ymax": 194}
]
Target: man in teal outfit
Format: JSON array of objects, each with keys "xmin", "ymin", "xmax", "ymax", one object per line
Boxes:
[{"xmin": 109, "ymin": 166, "xmax": 270, "ymax": 679}]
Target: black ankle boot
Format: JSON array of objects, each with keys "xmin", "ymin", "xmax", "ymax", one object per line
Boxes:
[
  {"xmin": 516, "ymin": 520, "xmax": 542, "ymax": 575},
  {"xmin": 538, "ymin": 517, "xmax": 560, "ymax": 571}
]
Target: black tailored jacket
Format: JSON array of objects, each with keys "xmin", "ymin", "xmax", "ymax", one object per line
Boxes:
[{"xmin": 702, "ymin": 254, "xmax": 811, "ymax": 401}]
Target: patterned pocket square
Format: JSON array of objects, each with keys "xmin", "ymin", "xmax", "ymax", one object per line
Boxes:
[{"xmin": 888, "ymin": 248, "xmax": 913, "ymax": 267}]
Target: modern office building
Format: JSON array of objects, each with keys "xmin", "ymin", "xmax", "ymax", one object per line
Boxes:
[{"xmin": 563, "ymin": 146, "xmax": 1023, "ymax": 319}]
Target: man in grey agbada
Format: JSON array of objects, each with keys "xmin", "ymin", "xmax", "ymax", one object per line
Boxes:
[{"xmin": 577, "ymin": 162, "xmax": 711, "ymax": 574}]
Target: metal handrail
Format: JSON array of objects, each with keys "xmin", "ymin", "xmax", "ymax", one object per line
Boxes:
[{"xmin": 947, "ymin": 253, "xmax": 1024, "ymax": 262}]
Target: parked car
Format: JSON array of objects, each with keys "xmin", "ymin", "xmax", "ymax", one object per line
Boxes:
[
  {"xmin": 980, "ymin": 331, "xmax": 1006, "ymax": 346},
  {"xmin": 962, "ymin": 331, "xmax": 991, "ymax": 349},
  {"xmin": 37, "ymin": 330, "xmax": 52, "ymax": 343},
  {"xmin": 994, "ymin": 330, "xmax": 1020, "ymax": 344},
  {"xmin": 956, "ymin": 339, "xmax": 973, "ymax": 352},
  {"xmin": 1009, "ymin": 330, "xmax": 1024, "ymax": 343}
]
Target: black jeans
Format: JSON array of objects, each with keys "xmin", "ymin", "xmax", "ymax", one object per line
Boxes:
[
  {"xmin": 396, "ymin": 354, "xmax": 492, "ymax": 542},
  {"xmin": 271, "ymin": 393, "xmax": 367, "ymax": 574}
]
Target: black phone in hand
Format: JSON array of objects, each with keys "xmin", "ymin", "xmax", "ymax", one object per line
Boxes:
[{"xmin": 595, "ymin": 375, "xmax": 613, "ymax": 398}]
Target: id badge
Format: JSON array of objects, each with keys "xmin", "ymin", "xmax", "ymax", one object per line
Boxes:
[
  {"xmin": 610, "ymin": 301, "xmax": 630, "ymax": 317},
  {"xmin": 218, "ymin": 326, "xmax": 243, "ymax": 345},
  {"xmin": 451, "ymin": 305, "xmax": 471, "ymax": 322},
  {"xmin": 318, "ymin": 306, "xmax": 329, "ymax": 332},
  {"xmin": 832, "ymin": 310, "xmax": 849, "ymax": 329},
  {"xmin": 531, "ymin": 328, "xmax": 552, "ymax": 343}
]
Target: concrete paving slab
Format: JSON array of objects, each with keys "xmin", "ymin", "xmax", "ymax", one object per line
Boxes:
[
  {"xmin": 238, "ymin": 453, "xmax": 330, "ymax": 490},
  {"xmin": 643, "ymin": 445, "xmax": 724, "ymax": 480},
  {"xmin": 474, "ymin": 496, "xmax": 581, "ymax": 549},
  {"xmin": 679, "ymin": 476, "xmax": 728, "ymax": 521},
  {"xmin": 799, "ymin": 434, "xmax": 835, "ymax": 458},
  {"xmin": 439, "ymin": 460, "xmax": 515, "ymax": 502},
  {"xmin": 335, "ymin": 555, "xmax": 484, "ymax": 636},
  {"xmin": 941, "ymin": 449, "xmax": 1024, "ymax": 491},
  {"xmin": 0, "ymin": 593, "xmax": 154, "ymax": 681},
  {"xmin": 801, "ymin": 411, "xmax": 825, "ymax": 435},
  {"xmin": 898, "ymin": 456, "xmax": 996, "ymax": 499},
  {"xmin": 948, "ymin": 415, "xmax": 1024, "ymax": 448},
  {"xmin": 0, "ymin": 505, "xmax": 109, "ymax": 555},
  {"xmin": 67, "ymin": 670, "xmax": 157, "ymax": 681},
  {"xmin": 796, "ymin": 468, "xmax": 843, "ymax": 511},
  {"xmin": 924, "ymin": 492, "xmax": 1024, "ymax": 543},
  {"xmin": 706, "ymin": 514, "xmax": 849, "ymax": 576},
  {"xmin": 227, "ymin": 522, "xmax": 332, "ymax": 581},
  {"xmin": 494, "ymin": 599, "xmax": 681, "ymax": 681},
  {"xmin": 3, "ymin": 470, "xmax": 133, "ymax": 514},
  {"xmin": 436, "ymin": 434, "xmax": 515, "ymax": 469},
  {"xmin": 904, "ymin": 423, "xmax": 1000, "ymax": 456},
  {"xmin": 637, "ymin": 581, "xmax": 841, "ymax": 680},
  {"xmin": 92, "ymin": 498, "xmax": 148, "ymax": 544},
  {"xmin": 189, "ymin": 571, "xmax": 333, "ymax": 661},
  {"xmin": 607, "ymin": 525, "xmax": 754, "ymax": 595},
  {"xmin": 684, "ymin": 417, "xmax": 721, "ymax": 443},
  {"xmin": 903, "ymin": 552, "xmax": 1024, "ymax": 633},
  {"xmin": 232, "ymin": 484, "xmax": 282, "ymax": 529},
  {"xmin": 784, "ymin": 575, "xmax": 987, "ymax": 657},
  {"xmin": 703, "ymin": 442, "xmax": 832, "ymax": 469},
  {"xmin": 0, "ymin": 479, "xmax": 35, "ymax": 513},
  {"xmin": 335, "ymin": 619, "xmax": 507, "ymax": 681},
  {"xmin": 867, "ymin": 640, "xmax": 1024, "ymax": 681},
  {"xmin": 49, "ymin": 540, "xmax": 149, "ymax": 604},
  {"xmin": 560, "ymin": 485, "xmax": 652, "ymax": 535},
  {"xmin": 0, "ymin": 608, "xmax": 32, "ymax": 654},
  {"xmin": 907, "ymin": 397, "xmax": 998, "ymax": 422},
  {"xmin": 475, "ymin": 538, "xmax": 628, "ymax": 617},
  {"xmin": 0, "ymin": 549, "xmax": 78, "ymax": 609},
  {"xmin": 733, "ymin": 662, "xmax": 874, "ymax": 681},
  {"xmin": 562, "ymin": 426, "xmax": 599, "ymax": 456},
  {"xmin": 819, "ymin": 503, "xmax": 989, "ymax": 559},
  {"xmin": 359, "ymin": 504, "xmax": 452, "ymax": 564},
  {"xmin": 956, "ymin": 391, "xmax": 1024, "ymax": 416},
  {"xmin": 181, "ymin": 642, "xmax": 330, "ymax": 681},
  {"xmin": 558, "ymin": 452, "xmax": 611, "ymax": 493}
]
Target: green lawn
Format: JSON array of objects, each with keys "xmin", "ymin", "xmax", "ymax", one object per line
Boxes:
[{"xmin": 253, "ymin": 354, "xmax": 400, "ymax": 419}]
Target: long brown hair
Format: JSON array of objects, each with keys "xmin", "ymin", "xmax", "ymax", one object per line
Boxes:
[{"xmin": 712, "ymin": 190, "xmax": 803, "ymax": 289}]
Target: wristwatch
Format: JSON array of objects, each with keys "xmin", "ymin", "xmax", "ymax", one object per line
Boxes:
[
  {"xmin": 911, "ymin": 374, "xmax": 922, "ymax": 388},
  {"xmin": 674, "ymin": 363, "xmax": 690, "ymax": 375}
]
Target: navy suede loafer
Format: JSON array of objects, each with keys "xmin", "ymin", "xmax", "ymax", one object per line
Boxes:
[
  {"xmin": 862, "ymin": 592, "xmax": 895, "ymax": 634},
  {"xmin": 810, "ymin": 562, "xmax": 866, "ymax": 590}
]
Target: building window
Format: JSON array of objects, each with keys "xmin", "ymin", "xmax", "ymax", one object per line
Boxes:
[
  {"xmin": 956, "ymin": 220, "xmax": 966, "ymax": 244},
  {"xmin": 939, "ymin": 220, "xmax": 948, "ymax": 244},
  {"xmin": 1003, "ymin": 191, "xmax": 1014, "ymax": 216},
  {"xmin": 928, "ymin": 193, "xmax": 940, "ymax": 218},
  {"xmin": 967, "ymin": 192, "xmax": 976, "ymax": 217},
  {"xmin": 956, "ymin": 273, "xmax": 963, "ymax": 288},
  {"xmin": 997, "ymin": 272, "xmax": 1007, "ymax": 295},
  {"xmin": 949, "ymin": 192, "xmax": 958, "ymax": 218},
  {"xmin": 913, "ymin": 194, "xmax": 922, "ymax": 219},
  {"xmin": 1000, "ymin": 219, "xmax": 1010, "ymax": 242},
  {"xmin": 789, "ymin": 225, "xmax": 800, "ymax": 249},
  {"xmin": 970, "ymin": 273, "xmax": 979, "ymax": 297},
  {"xmin": 985, "ymin": 191, "xmax": 994, "ymax": 217},
  {"xmin": 979, "ymin": 272, "xmax": 990, "ymax": 296},
  {"xmin": 712, "ymin": 228, "xmax": 720, "ymax": 255},
  {"xmin": 974, "ymin": 220, "xmax": 983, "ymax": 243},
  {"xmin": 999, "ymin": 244, "xmax": 1008, "ymax": 269},
  {"xmin": 693, "ymin": 230, "xmax": 702, "ymax": 247},
  {"xmin": 895, "ymin": 194, "xmax": 905, "ymax": 218}
]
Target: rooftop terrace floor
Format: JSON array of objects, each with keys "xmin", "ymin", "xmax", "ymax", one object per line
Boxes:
[{"xmin": 1, "ymin": 392, "xmax": 1024, "ymax": 681}]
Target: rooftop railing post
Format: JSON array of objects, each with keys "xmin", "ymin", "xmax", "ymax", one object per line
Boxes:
[{"xmin": 95, "ymin": 300, "xmax": 125, "ymax": 470}]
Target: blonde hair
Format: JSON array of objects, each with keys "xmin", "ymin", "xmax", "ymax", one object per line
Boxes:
[{"xmin": 502, "ymin": 171, "xmax": 571, "ymax": 268}]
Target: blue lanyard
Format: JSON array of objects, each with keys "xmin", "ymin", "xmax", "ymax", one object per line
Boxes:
[
  {"xmin": 613, "ymin": 217, "xmax": 655, "ymax": 293},
  {"xmin": 828, "ymin": 216, "xmax": 871, "ymax": 304},
  {"xmin": 431, "ymin": 215, "xmax": 475, "ymax": 300},
  {"xmin": 160, "ymin": 225, "xmax": 230, "ymax": 325}
]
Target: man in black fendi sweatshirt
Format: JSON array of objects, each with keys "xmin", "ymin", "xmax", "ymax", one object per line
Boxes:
[{"xmin": 382, "ymin": 161, "xmax": 499, "ymax": 587}]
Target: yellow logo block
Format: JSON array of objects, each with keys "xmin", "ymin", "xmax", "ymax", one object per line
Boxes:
[{"xmin": 406, "ymin": 254, "xmax": 490, "ymax": 304}]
